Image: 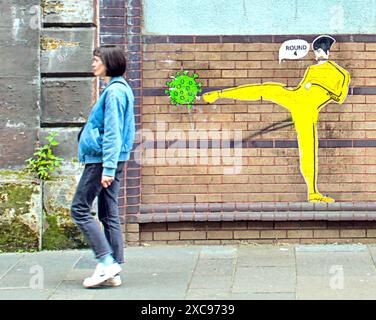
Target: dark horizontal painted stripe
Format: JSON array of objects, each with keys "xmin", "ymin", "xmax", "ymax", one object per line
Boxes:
[
  {"xmin": 274, "ymin": 140, "xmax": 299, "ymax": 148},
  {"xmin": 144, "ymin": 87, "xmax": 376, "ymax": 97},
  {"xmin": 143, "ymin": 34, "xmax": 376, "ymax": 44},
  {"xmin": 139, "ymin": 202, "xmax": 376, "ymax": 213},
  {"xmin": 135, "ymin": 139, "xmax": 376, "ymax": 149},
  {"xmin": 353, "ymin": 140, "xmax": 376, "ymax": 147},
  {"xmin": 127, "ymin": 204, "xmax": 376, "ymax": 223},
  {"xmin": 353, "ymin": 87, "xmax": 376, "ymax": 95}
]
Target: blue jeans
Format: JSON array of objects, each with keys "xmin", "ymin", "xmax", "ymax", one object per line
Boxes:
[{"xmin": 71, "ymin": 162, "xmax": 125, "ymax": 264}]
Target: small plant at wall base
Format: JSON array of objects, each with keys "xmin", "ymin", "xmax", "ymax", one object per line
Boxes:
[{"xmin": 25, "ymin": 132, "xmax": 64, "ymax": 180}]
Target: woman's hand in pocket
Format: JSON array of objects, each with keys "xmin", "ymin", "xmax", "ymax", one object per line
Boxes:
[{"xmin": 101, "ymin": 175, "xmax": 114, "ymax": 188}]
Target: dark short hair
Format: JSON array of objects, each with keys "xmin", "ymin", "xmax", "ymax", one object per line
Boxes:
[
  {"xmin": 93, "ymin": 45, "xmax": 126, "ymax": 77},
  {"xmin": 312, "ymin": 35, "xmax": 335, "ymax": 54}
]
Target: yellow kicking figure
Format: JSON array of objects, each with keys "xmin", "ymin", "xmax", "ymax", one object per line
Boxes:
[{"xmin": 203, "ymin": 35, "xmax": 351, "ymax": 203}]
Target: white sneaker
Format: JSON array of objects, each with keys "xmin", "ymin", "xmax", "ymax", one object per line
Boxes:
[
  {"xmin": 102, "ymin": 274, "xmax": 122, "ymax": 287},
  {"xmin": 83, "ymin": 262, "xmax": 122, "ymax": 288}
]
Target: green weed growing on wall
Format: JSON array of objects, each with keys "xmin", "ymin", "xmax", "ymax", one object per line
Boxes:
[{"xmin": 25, "ymin": 132, "xmax": 64, "ymax": 180}]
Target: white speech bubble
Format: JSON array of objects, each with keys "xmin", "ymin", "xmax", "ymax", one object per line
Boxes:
[{"xmin": 279, "ymin": 39, "xmax": 310, "ymax": 64}]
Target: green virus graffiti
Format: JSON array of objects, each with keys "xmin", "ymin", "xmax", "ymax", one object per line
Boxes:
[{"xmin": 164, "ymin": 70, "xmax": 203, "ymax": 110}]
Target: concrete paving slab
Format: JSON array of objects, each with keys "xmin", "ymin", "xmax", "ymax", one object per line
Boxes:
[
  {"xmin": 296, "ymin": 275, "xmax": 376, "ymax": 300},
  {"xmin": 64, "ymin": 269, "xmax": 92, "ymax": 281},
  {"xmin": 296, "ymin": 244, "xmax": 368, "ymax": 252},
  {"xmin": 185, "ymin": 289, "xmax": 231, "ymax": 300},
  {"xmin": 0, "ymin": 253, "xmax": 24, "ymax": 280},
  {"xmin": 79, "ymin": 283, "xmax": 142, "ymax": 300},
  {"xmin": 124, "ymin": 258, "xmax": 198, "ymax": 275},
  {"xmin": 48, "ymin": 280, "xmax": 95, "ymax": 300},
  {"xmin": 365, "ymin": 245, "xmax": 376, "ymax": 264},
  {"xmin": 116, "ymin": 271, "xmax": 190, "ymax": 296},
  {"xmin": 73, "ymin": 255, "xmax": 97, "ymax": 269},
  {"xmin": 296, "ymin": 252, "xmax": 376, "ymax": 277},
  {"xmin": 194, "ymin": 259, "xmax": 235, "ymax": 276},
  {"xmin": 0, "ymin": 251, "xmax": 82, "ymax": 290},
  {"xmin": 237, "ymin": 246, "xmax": 295, "ymax": 267},
  {"xmin": 125, "ymin": 246, "xmax": 201, "ymax": 259},
  {"xmin": 91, "ymin": 272, "xmax": 188, "ymax": 300},
  {"xmin": 232, "ymin": 266, "xmax": 296, "ymax": 293},
  {"xmin": 199, "ymin": 246, "xmax": 237, "ymax": 259},
  {"xmin": 0, "ymin": 289, "xmax": 53, "ymax": 300},
  {"xmin": 238, "ymin": 244, "xmax": 293, "ymax": 252},
  {"xmin": 189, "ymin": 275, "xmax": 233, "ymax": 290}
]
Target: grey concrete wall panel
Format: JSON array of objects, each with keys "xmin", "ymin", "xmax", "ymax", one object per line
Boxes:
[
  {"xmin": 0, "ymin": 0, "xmax": 39, "ymax": 28},
  {"xmin": 41, "ymin": 77, "xmax": 97, "ymax": 124},
  {"xmin": 0, "ymin": 0, "xmax": 39, "ymax": 76},
  {"xmin": 0, "ymin": 128, "xmax": 39, "ymax": 168},
  {"xmin": 0, "ymin": 28, "xmax": 39, "ymax": 76},
  {"xmin": 0, "ymin": 1, "xmax": 40, "ymax": 168},
  {"xmin": 40, "ymin": 28, "xmax": 96, "ymax": 73},
  {"xmin": 42, "ymin": 0, "xmax": 97, "ymax": 25},
  {"xmin": 40, "ymin": 128, "xmax": 81, "ymax": 160},
  {"xmin": 0, "ymin": 77, "xmax": 40, "ymax": 127}
]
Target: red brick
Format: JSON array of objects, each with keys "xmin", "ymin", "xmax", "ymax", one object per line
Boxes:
[
  {"xmin": 260, "ymin": 230, "xmax": 287, "ymax": 239},
  {"xmin": 153, "ymin": 232, "xmax": 180, "ymax": 241},
  {"xmin": 234, "ymin": 230, "xmax": 260, "ymax": 239},
  {"xmin": 340, "ymin": 230, "xmax": 366, "ymax": 238},
  {"xmin": 140, "ymin": 232, "xmax": 153, "ymax": 241},
  {"xmin": 141, "ymin": 223, "xmax": 167, "ymax": 232},
  {"xmin": 314, "ymin": 230, "xmax": 340, "ymax": 238},
  {"xmin": 207, "ymin": 231, "xmax": 233, "ymax": 240},
  {"xmin": 287, "ymin": 230, "xmax": 314, "ymax": 238},
  {"xmin": 180, "ymin": 231, "xmax": 207, "ymax": 240}
]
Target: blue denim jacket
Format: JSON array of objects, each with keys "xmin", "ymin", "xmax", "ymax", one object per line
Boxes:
[{"xmin": 78, "ymin": 76, "xmax": 135, "ymax": 177}]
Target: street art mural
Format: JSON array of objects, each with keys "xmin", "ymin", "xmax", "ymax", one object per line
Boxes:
[{"xmin": 202, "ymin": 35, "xmax": 351, "ymax": 203}]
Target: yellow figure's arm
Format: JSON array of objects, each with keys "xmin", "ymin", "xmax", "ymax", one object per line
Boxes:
[
  {"xmin": 302, "ymin": 61, "xmax": 351, "ymax": 104},
  {"xmin": 335, "ymin": 66, "xmax": 351, "ymax": 105}
]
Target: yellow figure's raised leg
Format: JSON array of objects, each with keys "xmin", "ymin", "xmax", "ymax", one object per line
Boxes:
[
  {"xmin": 295, "ymin": 121, "xmax": 334, "ymax": 203},
  {"xmin": 202, "ymin": 83, "xmax": 294, "ymax": 109},
  {"xmin": 203, "ymin": 82, "xmax": 335, "ymax": 203},
  {"xmin": 202, "ymin": 90, "xmax": 220, "ymax": 103}
]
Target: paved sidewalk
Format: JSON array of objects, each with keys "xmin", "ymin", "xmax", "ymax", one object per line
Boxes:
[{"xmin": 1, "ymin": 244, "xmax": 376, "ymax": 300}]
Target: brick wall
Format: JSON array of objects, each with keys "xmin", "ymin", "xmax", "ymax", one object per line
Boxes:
[
  {"xmin": 125, "ymin": 35, "xmax": 376, "ymax": 245},
  {"xmin": 137, "ymin": 221, "xmax": 376, "ymax": 246}
]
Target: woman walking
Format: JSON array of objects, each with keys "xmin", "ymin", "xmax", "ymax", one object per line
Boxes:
[{"xmin": 71, "ymin": 45, "xmax": 135, "ymax": 288}]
